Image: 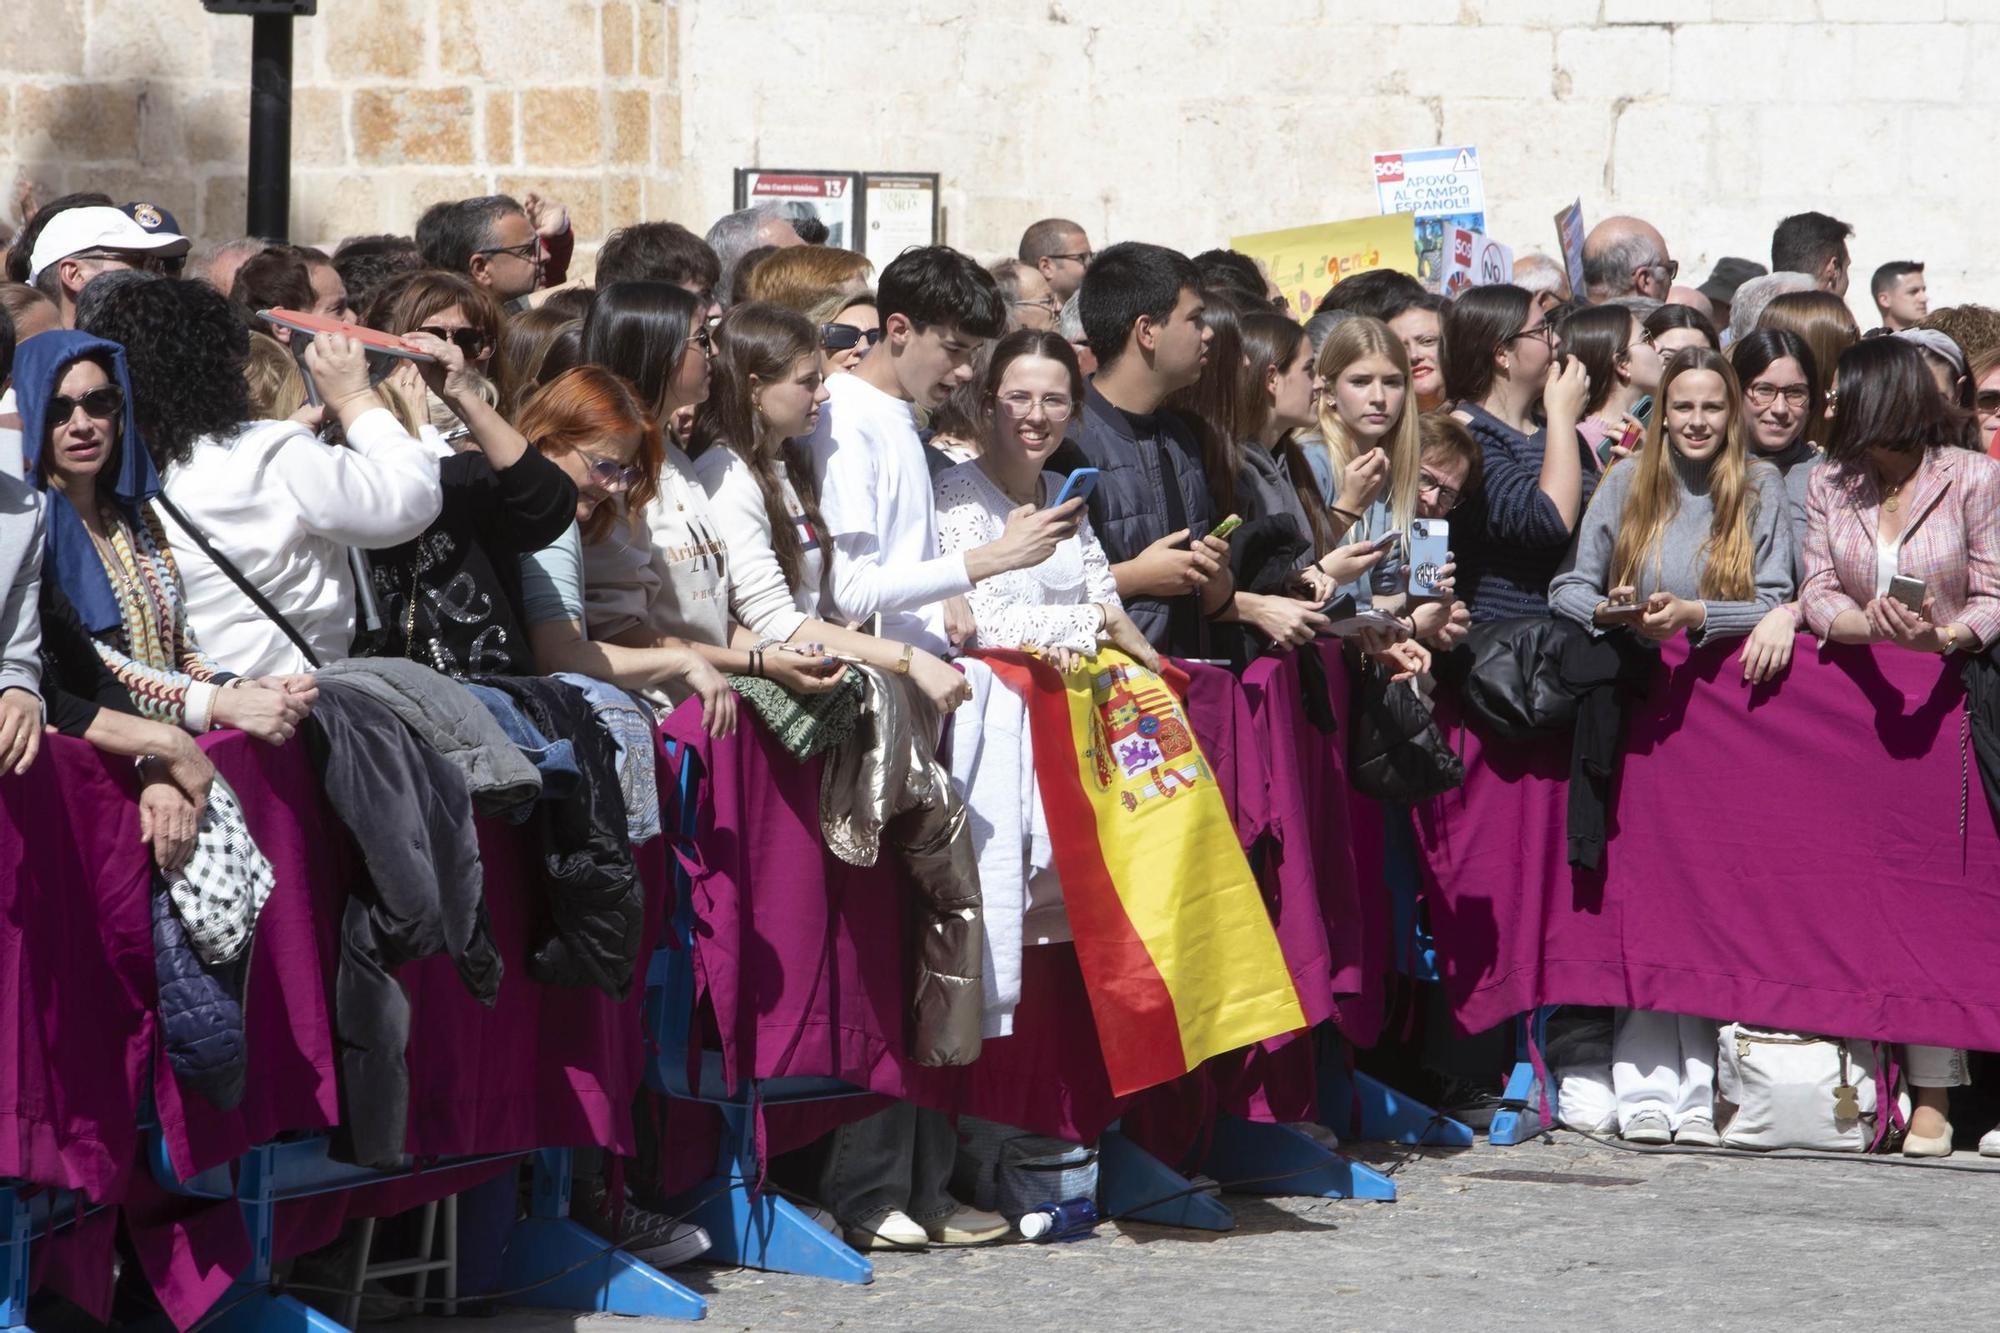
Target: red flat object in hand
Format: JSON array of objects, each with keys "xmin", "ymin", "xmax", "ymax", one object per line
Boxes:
[{"xmin": 258, "ymin": 308, "xmax": 436, "ymax": 361}]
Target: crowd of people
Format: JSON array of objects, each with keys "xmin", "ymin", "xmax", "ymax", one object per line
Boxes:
[{"xmin": 2, "ymin": 181, "xmax": 1997, "ymax": 1309}]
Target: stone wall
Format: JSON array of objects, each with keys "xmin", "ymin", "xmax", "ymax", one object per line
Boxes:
[{"xmin": 4, "ymin": 1, "xmax": 1996, "ymax": 316}]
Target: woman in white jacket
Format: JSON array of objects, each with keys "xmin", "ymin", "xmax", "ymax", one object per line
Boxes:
[{"xmin": 82, "ymin": 278, "xmax": 442, "ymax": 675}]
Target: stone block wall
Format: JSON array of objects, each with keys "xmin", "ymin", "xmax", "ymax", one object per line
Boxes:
[{"xmin": 4, "ymin": 0, "xmax": 1995, "ymax": 315}]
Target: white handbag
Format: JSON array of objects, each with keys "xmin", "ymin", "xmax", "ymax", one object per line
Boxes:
[{"xmin": 1713, "ymin": 1025, "xmax": 1906, "ymax": 1151}]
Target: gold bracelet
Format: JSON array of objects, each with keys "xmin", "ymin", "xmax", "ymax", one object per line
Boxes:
[{"xmin": 895, "ymin": 643, "xmax": 914, "ymax": 675}]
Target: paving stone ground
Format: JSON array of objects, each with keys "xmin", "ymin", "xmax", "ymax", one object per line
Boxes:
[{"xmin": 434, "ymin": 1133, "xmax": 2000, "ymax": 1333}]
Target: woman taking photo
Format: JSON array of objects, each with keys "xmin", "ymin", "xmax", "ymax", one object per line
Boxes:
[
  {"xmin": 1798, "ymin": 336, "xmax": 2000, "ymax": 1157},
  {"xmin": 1549, "ymin": 348, "xmax": 1794, "ymax": 1147},
  {"xmin": 1443, "ymin": 284, "xmax": 1592, "ymax": 622},
  {"xmin": 932, "ymin": 329, "xmax": 1158, "ymax": 671},
  {"xmin": 687, "ymin": 302, "xmax": 972, "ymax": 711},
  {"xmin": 1730, "ymin": 330, "xmax": 1822, "ymax": 683}
]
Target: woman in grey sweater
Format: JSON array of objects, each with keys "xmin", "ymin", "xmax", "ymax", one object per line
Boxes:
[
  {"xmin": 1548, "ymin": 347, "xmax": 1795, "ymax": 1147},
  {"xmin": 1550, "ymin": 348, "xmax": 1795, "ymax": 645}
]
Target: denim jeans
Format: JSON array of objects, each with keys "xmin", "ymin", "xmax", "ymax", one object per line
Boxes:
[
  {"xmin": 464, "ymin": 681, "xmax": 582, "ymax": 805},
  {"xmin": 819, "ymin": 1102, "xmax": 958, "ymax": 1226}
]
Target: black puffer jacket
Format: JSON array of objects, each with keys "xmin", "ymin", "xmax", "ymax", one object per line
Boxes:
[
  {"xmin": 152, "ymin": 882, "xmax": 250, "ymax": 1111},
  {"xmin": 469, "ymin": 674, "xmax": 645, "ymax": 999}
]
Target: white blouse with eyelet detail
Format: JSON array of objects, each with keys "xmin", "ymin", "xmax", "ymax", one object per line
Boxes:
[{"xmin": 932, "ymin": 459, "xmax": 1120, "ymax": 654}]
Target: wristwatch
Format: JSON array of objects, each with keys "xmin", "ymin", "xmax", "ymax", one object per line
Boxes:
[{"xmin": 1937, "ymin": 624, "xmax": 1962, "ymax": 655}]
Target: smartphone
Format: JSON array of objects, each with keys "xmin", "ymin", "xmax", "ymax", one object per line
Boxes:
[
  {"xmin": 1598, "ymin": 594, "xmax": 1646, "ymax": 624},
  {"xmin": 1888, "ymin": 574, "xmax": 1927, "ymax": 614},
  {"xmin": 1209, "ymin": 514, "xmax": 1244, "ymax": 541},
  {"xmin": 1370, "ymin": 529, "xmax": 1404, "ymax": 554},
  {"xmin": 1630, "ymin": 394, "xmax": 1654, "ymax": 424},
  {"xmin": 1406, "ymin": 519, "xmax": 1450, "ymax": 597},
  {"xmin": 1051, "ymin": 466, "xmax": 1100, "ymax": 508}
]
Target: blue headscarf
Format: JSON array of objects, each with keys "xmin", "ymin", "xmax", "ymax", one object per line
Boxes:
[{"xmin": 14, "ymin": 331, "xmax": 159, "ymax": 633}]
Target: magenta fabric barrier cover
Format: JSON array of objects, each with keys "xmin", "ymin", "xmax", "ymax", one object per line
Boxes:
[{"xmin": 1414, "ymin": 635, "xmax": 2000, "ymax": 1047}]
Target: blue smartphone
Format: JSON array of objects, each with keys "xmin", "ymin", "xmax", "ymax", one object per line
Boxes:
[
  {"xmin": 1052, "ymin": 467, "xmax": 1100, "ymax": 507},
  {"xmin": 1406, "ymin": 518, "xmax": 1450, "ymax": 597}
]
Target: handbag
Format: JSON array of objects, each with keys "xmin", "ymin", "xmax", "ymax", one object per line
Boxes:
[
  {"xmin": 162, "ymin": 773, "xmax": 277, "ymax": 968},
  {"xmin": 953, "ymin": 1116, "xmax": 1100, "ymax": 1220},
  {"xmin": 1714, "ymin": 1024, "xmax": 1907, "ymax": 1152},
  {"xmin": 1348, "ymin": 655, "xmax": 1464, "ymax": 802}
]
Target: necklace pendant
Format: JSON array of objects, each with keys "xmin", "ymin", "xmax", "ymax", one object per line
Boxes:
[{"xmin": 1885, "ymin": 497, "xmax": 1899, "ymax": 512}]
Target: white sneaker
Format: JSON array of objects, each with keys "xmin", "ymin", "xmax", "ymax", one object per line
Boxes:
[
  {"xmin": 1621, "ymin": 1110, "xmax": 1672, "ymax": 1145},
  {"xmin": 1673, "ymin": 1115, "xmax": 1721, "ymax": 1148},
  {"xmin": 1980, "ymin": 1126, "xmax": 2000, "ymax": 1158},
  {"xmin": 923, "ymin": 1204, "xmax": 1009, "ymax": 1246},
  {"xmin": 845, "ymin": 1208, "xmax": 928, "ymax": 1251}
]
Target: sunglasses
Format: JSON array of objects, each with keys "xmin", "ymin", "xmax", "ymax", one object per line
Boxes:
[
  {"xmin": 820, "ymin": 323, "xmax": 884, "ymax": 354},
  {"xmin": 415, "ymin": 325, "xmax": 490, "ymax": 357},
  {"xmin": 688, "ymin": 323, "xmax": 715, "ymax": 357},
  {"xmin": 49, "ymin": 386, "xmax": 125, "ymax": 423},
  {"xmin": 1978, "ymin": 390, "xmax": 2000, "ymax": 414},
  {"xmin": 578, "ymin": 450, "xmax": 642, "ymax": 492}
]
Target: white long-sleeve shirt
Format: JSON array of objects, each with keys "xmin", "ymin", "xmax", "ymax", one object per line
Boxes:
[
  {"xmin": 691, "ymin": 441, "xmax": 821, "ymax": 643},
  {"xmin": 807, "ymin": 372, "xmax": 971, "ymax": 653},
  {"xmin": 160, "ymin": 409, "xmax": 443, "ymax": 675},
  {"xmin": 933, "ymin": 461, "xmax": 1120, "ymax": 654}
]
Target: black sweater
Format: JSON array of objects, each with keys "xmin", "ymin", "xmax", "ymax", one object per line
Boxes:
[{"xmin": 368, "ymin": 449, "xmax": 578, "ymax": 677}]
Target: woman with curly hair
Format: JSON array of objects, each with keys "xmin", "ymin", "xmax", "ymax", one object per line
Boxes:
[{"xmin": 80, "ymin": 278, "xmax": 442, "ymax": 676}]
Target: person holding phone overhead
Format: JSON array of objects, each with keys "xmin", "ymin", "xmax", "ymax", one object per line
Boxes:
[
  {"xmin": 1442, "ymin": 284, "xmax": 1593, "ymax": 622},
  {"xmin": 933, "ymin": 330, "xmax": 1157, "ymax": 672},
  {"xmin": 1797, "ymin": 335, "xmax": 2000, "ymax": 1156},
  {"xmin": 1549, "ymin": 348, "xmax": 1794, "ymax": 1146}
]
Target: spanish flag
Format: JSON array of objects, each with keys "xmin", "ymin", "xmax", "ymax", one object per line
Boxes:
[{"xmin": 977, "ymin": 649, "xmax": 1307, "ymax": 1097}]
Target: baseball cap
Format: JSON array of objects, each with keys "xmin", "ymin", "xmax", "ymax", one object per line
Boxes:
[
  {"xmin": 1697, "ymin": 257, "xmax": 1767, "ymax": 306},
  {"xmin": 1894, "ymin": 327, "xmax": 1967, "ymax": 379},
  {"xmin": 120, "ymin": 200, "xmax": 186, "ymax": 240},
  {"xmin": 28, "ymin": 205, "xmax": 190, "ymax": 283}
]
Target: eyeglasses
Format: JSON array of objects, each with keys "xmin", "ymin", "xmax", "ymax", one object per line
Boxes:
[
  {"xmin": 994, "ymin": 391, "xmax": 1074, "ymax": 421},
  {"xmin": 415, "ymin": 325, "xmax": 490, "ymax": 357},
  {"xmin": 1506, "ymin": 324, "xmax": 1558, "ymax": 349},
  {"xmin": 820, "ymin": 323, "xmax": 884, "ymax": 354},
  {"xmin": 1047, "ymin": 250, "xmax": 1094, "ymax": 267},
  {"xmin": 577, "ymin": 450, "xmax": 642, "ymax": 492},
  {"xmin": 1641, "ymin": 259, "xmax": 1681, "ymax": 283},
  {"xmin": 49, "ymin": 386, "xmax": 125, "ymax": 423},
  {"xmin": 687, "ymin": 323, "xmax": 715, "ymax": 357},
  {"xmin": 1417, "ymin": 469, "xmax": 1462, "ymax": 511},
  {"xmin": 475, "ymin": 240, "xmax": 540, "ymax": 264},
  {"xmin": 1745, "ymin": 381, "xmax": 1810, "ymax": 410},
  {"xmin": 73, "ymin": 249, "xmax": 174, "ymax": 275},
  {"xmin": 1011, "ymin": 296, "xmax": 1062, "ymax": 316}
]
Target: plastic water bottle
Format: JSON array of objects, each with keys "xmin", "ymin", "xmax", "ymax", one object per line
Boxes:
[{"xmin": 1017, "ymin": 1197, "xmax": 1098, "ymax": 1241}]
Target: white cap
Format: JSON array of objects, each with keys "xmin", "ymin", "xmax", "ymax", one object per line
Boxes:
[{"xmin": 28, "ymin": 205, "xmax": 190, "ymax": 283}]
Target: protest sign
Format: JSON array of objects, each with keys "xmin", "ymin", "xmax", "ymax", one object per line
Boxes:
[
  {"xmin": 1554, "ymin": 198, "xmax": 1587, "ymax": 300},
  {"xmin": 1231, "ymin": 213, "xmax": 1420, "ymax": 318},
  {"xmin": 1436, "ymin": 226, "xmax": 1514, "ymax": 298},
  {"xmin": 1372, "ymin": 145, "xmax": 1485, "ymax": 285},
  {"xmin": 734, "ymin": 168, "xmax": 861, "ymax": 249}
]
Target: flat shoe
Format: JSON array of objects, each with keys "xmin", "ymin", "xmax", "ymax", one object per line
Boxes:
[
  {"xmin": 1903, "ymin": 1125, "xmax": 1955, "ymax": 1158},
  {"xmin": 845, "ymin": 1208, "xmax": 929, "ymax": 1250},
  {"xmin": 924, "ymin": 1205, "xmax": 1009, "ymax": 1246}
]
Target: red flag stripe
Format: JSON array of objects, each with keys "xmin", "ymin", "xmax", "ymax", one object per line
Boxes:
[{"xmin": 977, "ymin": 651, "xmax": 1188, "ymax": 1095}]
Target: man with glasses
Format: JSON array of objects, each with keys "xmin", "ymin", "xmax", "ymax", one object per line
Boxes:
[
  {"xmin": 415, "ymin": 194, "xmax": 558, "ymax": 308},
  {"xmin": 1018, "ymin": 217, "xmax": 1095, "ymax": 305},
  {"xmin": 1580, "ymin": 215, "xmax": 1676, "ymax": 303},
  {"xmin": 26, "ymin": 205, "xmax": 189, "ymax": 328},
  {"xmin": 986, "ymin": 258, "xmax": 1061, "ymax": 332}
]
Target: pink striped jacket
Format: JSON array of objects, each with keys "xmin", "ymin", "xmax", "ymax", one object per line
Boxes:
[{"xmin": 1799, "ymin": 445, "xmax": 2000, "ymax": 647}]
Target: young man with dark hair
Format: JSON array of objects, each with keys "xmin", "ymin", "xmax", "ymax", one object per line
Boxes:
[
  {"xmin": 1771, "ymin": 211, "xmax": 1854, "ymax": 297},
  {"xmin": 415, "ymin": 192, "xmax": 571, "ymax": 304},
  {"xmin": 810, "ymin": 244, "xmax": 1079, "ymax": 657},
  {"xmin": 594, "ymin": 221, "xmax": 723, "ymax": 320},
  {"xmin": 1064, "ymin": 241, "xmax": 1232, "ymax": 655},
  {"xmin": 1312, "ymin": 265, "xmax": 1429, "ymax": 321},
  {"xmin": 331, "ymin": 234, "xmax": 424, "ymax": 314},
  {"xmin": 1871, "ymin": 260, "xmax": 1929, "ymax": 333},
  {"xmin": 1018, "ymin": 217, "xmax": 1094, "ymax": 305}
]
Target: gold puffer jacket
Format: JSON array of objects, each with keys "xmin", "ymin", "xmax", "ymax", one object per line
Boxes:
[{"xmin": 819, "ymin": 666, "xmax": 984, "ymax": 1067}]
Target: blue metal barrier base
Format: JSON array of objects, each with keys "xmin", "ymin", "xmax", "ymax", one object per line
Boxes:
[
  {"xmin": 199, "ymin": 1285, "xmax": 348, "ymax": 1333},
  {"xmin": 1097, "ymin": 1128, "xmax": 1234, "ymax": 1231},
  {"xmin": 1317, "ymin": 1064, "xmax": 1476, "ymax": 1148},
  {"xmin": 674, "ymin": 1182, "xmax": 871, "ymax": 1285},
  {"xmin": 1202, "ymin": 1116, "xmax": 1397, "ymax": 1201},
  {"xmin": 500, "ymin": 1216, "xmax": 706, "ymax": 1321},
  {"xmin": 1487, "ymin": 1057, "xmax": 1547, "ymax": 1145}
]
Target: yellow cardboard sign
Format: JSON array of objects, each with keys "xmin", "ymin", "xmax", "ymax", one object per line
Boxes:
[{"xmin": 1231, "ymin": 212, "xmax": 1420, "ymax": 319}]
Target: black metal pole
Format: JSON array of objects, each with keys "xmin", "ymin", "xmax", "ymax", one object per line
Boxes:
[{"xmin": 246, "ymin": 11, "xmax": 293, "ymax": 240}]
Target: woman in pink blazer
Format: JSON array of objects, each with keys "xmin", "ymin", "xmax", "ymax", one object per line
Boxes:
[{"xmin": 1799, "ymin": 335, "xmax": 1998, "ymax": 1159}]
